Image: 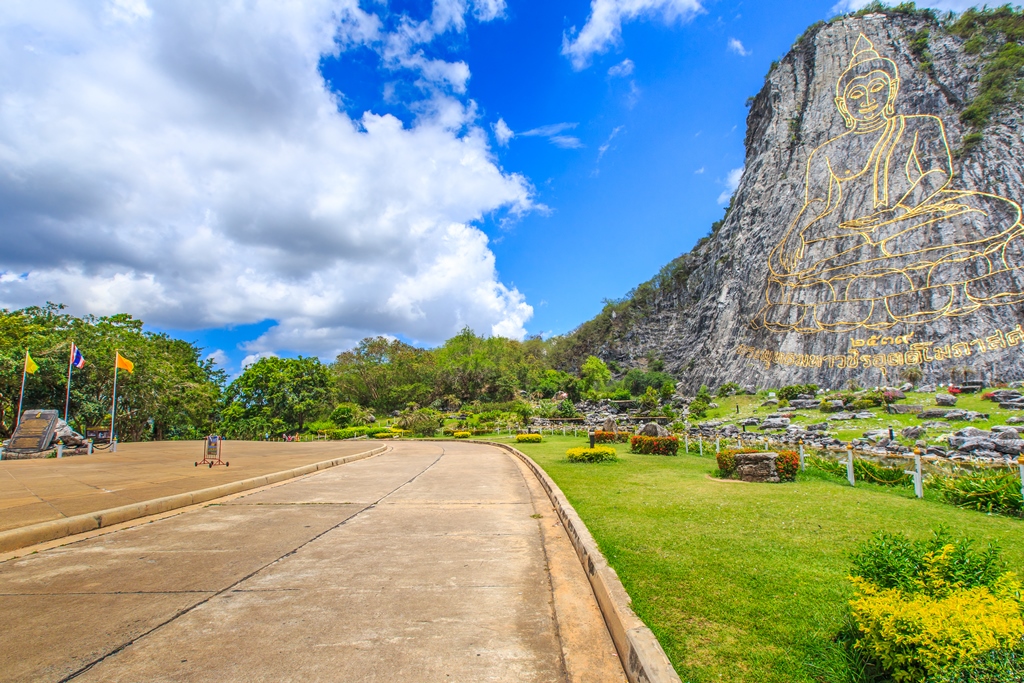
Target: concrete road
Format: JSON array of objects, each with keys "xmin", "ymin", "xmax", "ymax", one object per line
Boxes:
[{"xmin": 0, "ymin": 441, "xmax": 625, "ymax": 682}]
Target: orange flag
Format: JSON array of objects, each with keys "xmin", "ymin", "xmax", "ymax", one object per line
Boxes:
[{"xmin": 115, "ymin": 352, "xmax": 134, "ymax": 374}]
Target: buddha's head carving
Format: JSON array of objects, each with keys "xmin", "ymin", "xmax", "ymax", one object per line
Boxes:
[{"xmin": 835, "ymin": 35, "xmax": 900, "ymax": 129}]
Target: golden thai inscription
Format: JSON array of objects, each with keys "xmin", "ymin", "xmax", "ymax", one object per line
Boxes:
[
  {"xmin": 751, "ymin": 35, "xmax": 1024, "ymax": 334},
  {"xmin": 736, "ymin": 323, "xmax": 1024, "ymax": 370}
]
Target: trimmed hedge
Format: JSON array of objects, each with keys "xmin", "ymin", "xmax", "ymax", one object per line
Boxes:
[
  {"xmin": 453, "ymin": 431, "xmax": 471, "ymax": 439},
  {"xmin": 630, "ymin": 435, "xmax": 679, "ymax": 455},
  {"xmin": 594, "ymin": 430, "xmax": 629, "ymax": 443},
  {"xmin": 516, "ymin": 433, "xmax": 542, "ymax": 443},
  {"xmin": 566, "ymin": 446, "xmax": 618, "ymax": 463}
]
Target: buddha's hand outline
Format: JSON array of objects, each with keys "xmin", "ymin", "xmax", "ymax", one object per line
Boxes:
[
  {"xmin": 839, "ymin": 206, "xmax": 907, "ymax": 232},
  {"xmin": 776, "ymin": 231, "xmax": 806, "ymax": 273}
]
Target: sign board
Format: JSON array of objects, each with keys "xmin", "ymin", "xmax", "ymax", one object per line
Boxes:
[
  {"xmin": 9, "ymin": 410, "xmax": 59, "ymax": 453},
  {"xmin": 86, "ymin": 426, "xmax": 111, "ymax": 444},
  {"xmin": 205, "ymin": 435, "xmax": 220, "ymax": 458}
]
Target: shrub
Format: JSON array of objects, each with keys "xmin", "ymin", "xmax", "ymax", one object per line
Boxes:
[
  {"xmin": 396, "ymin": 408, "xmax": 443, "ymax": 437},
  {"xmin": 855, "ymin": 459, "xmax": 913, "ymax": 487},
  {"xmin": 850, "ymin": 399, "xmax": 876, "ymax": 410},
  {"xmin": 982, "ymin": 391, "xmax": 997, "ymax": 401},
  {"xmin": 850, "ymin": 575, "xmax": 1024, "ymax": 682},
  {"xmin": 775, "ymin": 450, "xmax": 800, "ymax": 482},
  {"xmin": 932, "ymin": 640, "xmax": 1024, "ymax": 682},
  {"xmin": 372, "ymin": 431, "xmax": 395, "ymax": 439},
  {"xmin": 716, "ymin": 449, "xmax": 739, "ymax": 476},
  {"xmin": 594, "ymin": 430, "xmax": 628, "ymax": 443},
  {"xmin": 848, "ymin": 528, "xmax": 1023, "ymax": 681},
  {"xmin": 328, "ymin": 425, "xmax": 390, "ymax": 440},
  {"xmin": 566, "ymin": 446, "xmax": 618, "ymax": 463},
  {"xmin": 639, "ymin": 386, "xmax": 660, "ymax": 412},
  {"xmin": 630, "ymin": 435, "xmax": 679, "ymax": 455},
  {"xmin": 516, "ymin": 433, "xmax": 542, "ymax": 443},
  {"xmin": 557, "ymin": 399, "xmax": 577, "ymax": 418},
  {"xmin": 933, "ymin": 469, "xmax": 1023, "ymax": 516},
  {"xmin": 453, "ymin": 431, "xmax": 471, "ymax": 439},
  {"xmin": 777, "ymin": 383, "xmax": 819, "ymax": 401}
]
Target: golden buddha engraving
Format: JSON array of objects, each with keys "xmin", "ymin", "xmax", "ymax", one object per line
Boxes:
[{"xmin": 753, "ymin": 34, "xmax": 1024, "ymax": 334}]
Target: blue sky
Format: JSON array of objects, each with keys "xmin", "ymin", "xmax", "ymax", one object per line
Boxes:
[{"xmin": 0, "ymin": 0, "xmax": 977, "ymax": 375}]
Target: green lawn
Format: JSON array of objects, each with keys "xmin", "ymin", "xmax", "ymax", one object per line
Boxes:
[{"xmin": 492, "ymin": 434, "xmax": 1024, "ymax": 683}]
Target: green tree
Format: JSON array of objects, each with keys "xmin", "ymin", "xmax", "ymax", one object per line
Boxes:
[
  {"xmin": 580, "ymin": 355, "xmax": 611, "ymax": 393},
  {"xmin": 639, "ymin": 386, "xmax": 660, "ymax": 413},
  {"xmin": 0, "ymin": 305, "xmax": 223, "ymax": 440},
  {"xmin": 221, "ymin": 356, "xmax": 332, "ymax": 438}
]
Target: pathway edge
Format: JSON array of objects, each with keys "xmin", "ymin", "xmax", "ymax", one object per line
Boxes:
[
  {"xmin": 0, "ymin": 445, "xmax": 388, "ymax": 553},
  {"xmin": 472, "ymin": 440, "xmax": 682, "ymax": 683}
]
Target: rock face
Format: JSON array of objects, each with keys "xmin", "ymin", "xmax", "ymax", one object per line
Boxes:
[{"xmin": 558, "ymin": 11, "xmax": 1024, "ymax": 390}]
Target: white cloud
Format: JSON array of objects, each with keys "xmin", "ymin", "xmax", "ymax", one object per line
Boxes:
[
  {"xmin": 597, "ymin": 126, "xmax": 624, "ymax": 160},
  {"xmin": 519, "ymin": 122, "xmax": 583, "ymax": 149},
  {"xmin": 717, "ymin": 167, "xmax": 743, "ymax": 205},
  {"xmin": 562, "ymin": 0, "xmax": 704, "ymax": 70},
  {"xmin": 493, "ymin": 118, "xmax": 514, "ymax": 146},
  {"xmin": 0, "ymin": 0, "xmax": 534, "ymax": 358},
  {"xmin": 831, "ymin": 0, "xmax": 978, "ymax": 13},
  {"xmin": 694, "ymin": 167, "xmax": 705, "ymax": 174},
  {"xmin": 608, "ymin": 58, "xmax": 635, "ymax": 77},
  {"xmin": 520, "ymin": 122, "xmax": 578, "ymax": 137},
  {"xmin": 728, "ymin": 38, "xmax": 749, "ymax": 56}
]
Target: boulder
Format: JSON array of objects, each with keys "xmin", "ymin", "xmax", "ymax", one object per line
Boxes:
[
  {"xmin": 831, "ymin": 412, "xmax": 855, "ymax": 421},
  {"xmin": 601, "ymin": 417, "xmax": 618, "ymax": 433},
  {"xmin": 935, "ymin": 393, "xmax": 958, "ymax": 406},
  {"xmin": 761, "ymin": 398, "xmax": 779, "ymax": 406},
  {"xmin": 1007, "ymin": 416, "xmax": 1024, "ymax": 424},
  {"xmin": 918, "ymin": 384, "xmax": 937, "ymax": 393},
  {"xmin": 807, "ymin": 422, "xmax": 830, "ymax": 432},
  {"xmin": 900, "ymin": 383, "xmax": 914, "ymax": 392},
  {"xmin": 992, "ymin": 439, "xmax": 1024, "ymax": 455},
  {"xmin": 789, "ymin": 399, "xmax": 820, "ymax": 409},
  {"xmin": 1000, "ymin": 402, "xmax": 1024, "ymax": 410},
  {"xmin": 901, "ymin": 426, "xmax": 926, "ymax": 439},
  {"xmin": 955, "ymin": 437, "xmax": 997, "ymax": 452},
  {"xmin": 53, "ymin": 419, "xmax": 87, "ymax": 447},
  {"xmin": 888, "ymin": 404, "xmax": 923, "ymax": 414},
  {"xmin": 826, "ymin": 399, "xmax": 845, "ymax": 410},
  {"xmin": 854, "ymin": 412, "xmax": 874, "ymax": 419},
  {"xmin": 735, "ymin": 452, "xmax": 780, "ymax": 483},
  {"xmin": 721, "ymin": 424, "xmax": 740, "ymax": 437},
  {"xmin": 944, "ymin": 410, "xmax": 968, "ymax": 421},
  {"xmin": 919, "ymin": 409, "xmax": 951, "ymax": 419},
  {"xmin": 955, "ymin": 427, "xmax": 992, "ymax": 438},
  {"xmin": 759, "ymin": 417, "xmax": 791, "ymax": 430},
  {"xmin": 740, "ymin": 417, "xmax": 760, "ymax": 426},
  {"xmin": 639, "ymin": 422, "xmax": 669, "ymax": 437},
  {"xmin": 993, "ymin": 426, "xmax": 1021, "ymax": 437}
]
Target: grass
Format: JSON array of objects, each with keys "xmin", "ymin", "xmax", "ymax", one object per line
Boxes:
[{"xmin": 489, "ymin": 434, "xmax": 1024, "ymax": 683}]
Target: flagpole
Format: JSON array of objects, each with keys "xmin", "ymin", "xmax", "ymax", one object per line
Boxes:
[
  {"xmin": 110, "ymin": 351, "xmax": 119, "ymax": 445},
  {"xmin": 16, "ymin": 351, "xmax": 28, "ymax": 429},
  {"xmin": 65, "ymin": 343, "xmax": 75, "ymax": 423}
]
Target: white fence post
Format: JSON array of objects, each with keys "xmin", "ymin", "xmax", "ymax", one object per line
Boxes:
[
  {"xmin": 685, "ymin": 433, "xmax": 689, "ymax": 453},
  {"xmin": 845, "ymin": 445, "xmax": 855, "ymax": 487},
  {"xmin": 716, "ymin": 437, "xmax": 720, "ymax": 454},
  {"xmin": 699, "ymin": 436, "xmax": 703, "ymax": 457},
  {"xmin": 798, "ymin": 442, "xmax": 805, "ymax": 471}
]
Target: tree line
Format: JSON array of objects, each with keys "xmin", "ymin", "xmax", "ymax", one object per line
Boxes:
[{"xmin": 1, "ymin": 306, "xmax": 675, "ymax": 441}]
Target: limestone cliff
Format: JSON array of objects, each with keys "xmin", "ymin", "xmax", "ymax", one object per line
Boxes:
[{"xmin": 554, "ymin": 8, "xmax": 1024, "ymax": 390}]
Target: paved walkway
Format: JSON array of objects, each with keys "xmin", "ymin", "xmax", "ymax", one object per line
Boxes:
[
  {"xmin": 0, "ymin": 440, "xmax": 372, "ymax": 531},
  {"xmin": 0, "ymin": 441, "xmax": 625, "ymax": 682}
]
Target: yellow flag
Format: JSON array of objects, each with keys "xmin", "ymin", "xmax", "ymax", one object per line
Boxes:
[
  {"xmin": 24, "ymin": 352, "xmax": 38, "ymax": 375},
  {"xmin": 115, "ymin": 352, "xmax": 134, "ymax": 374}
]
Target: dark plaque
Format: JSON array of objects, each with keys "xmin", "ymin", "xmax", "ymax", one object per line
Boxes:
[{"xmin": 9, "ymin": 410, "xmax": 59, "ymax": 453}]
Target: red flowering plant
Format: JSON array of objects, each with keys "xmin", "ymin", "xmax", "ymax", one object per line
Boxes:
[
  {"xmin": 630, "ymin": 435, "xmax": 679, "ymax": 455},
  {"xmin": 949, "ymin": 387, "xmax": 962, "ymax": 395},
  {"xmin": 774, "ymin": 450, "xmax": 800, "ymax": 482}
]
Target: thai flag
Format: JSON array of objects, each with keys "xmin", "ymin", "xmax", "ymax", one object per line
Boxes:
[{"xmin": 71, "ymin": 345, "xmax": 85, "ymax": 369}]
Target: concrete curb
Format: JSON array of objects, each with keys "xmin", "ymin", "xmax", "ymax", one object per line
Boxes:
[
  {"xmin": 467, "ymin": 440, "xmax": 682, "ymax": 683},
  {"xmin": 0, "ymin": 445, "xmax": 388, "ymax": 553}
]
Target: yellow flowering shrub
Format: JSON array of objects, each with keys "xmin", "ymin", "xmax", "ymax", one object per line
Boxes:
[
  {"xmin": 850, "ymin": 543, "xmax": 1024, "ymax": 682},
  {"xmin": 566, "ymin": 446, "xmax": 618, "ymax": 463},
  {"xmin": 453, "ymin": 431, "xmax": 471, "ymax": 439},
  {"xmin": 515, "ymin": 433, "xmax": 542, "ymax": 443}
]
